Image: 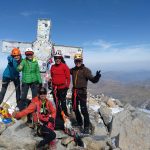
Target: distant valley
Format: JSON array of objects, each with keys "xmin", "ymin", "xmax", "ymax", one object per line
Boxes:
[{"xmin": 88, "ymin": 70, "xmax": 150, "ymax": 109}]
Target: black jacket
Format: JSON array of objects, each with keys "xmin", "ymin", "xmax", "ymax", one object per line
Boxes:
[{"xmin": 70, "ymin": 64, "xmax": 100, "ymax": 91}]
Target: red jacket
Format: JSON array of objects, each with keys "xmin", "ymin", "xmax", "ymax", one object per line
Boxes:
[
  {"xmin": 15, "ymin": 96, "xmax": 56, "ymax": 130},
  {"xmin": 50, "ymin": 62, "xmax": 70, "ymax": 89}
]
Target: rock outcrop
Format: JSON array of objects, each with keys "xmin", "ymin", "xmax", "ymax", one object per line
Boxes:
[
  {"xmin": 0, "ymin": 90, "xmax": 150, "ymax": 150},
  {"xmin": 110, "ymin": 104, "xmax": 150, "ymax": 150},
  {"xmin": 0, "ymin": 120, "xmax": 36, "ymax": 150}
]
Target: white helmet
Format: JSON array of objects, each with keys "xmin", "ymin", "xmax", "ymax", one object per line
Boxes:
[
  {"xmin": 25, "ymin": 48, "xmax": 34, "ymax": 55},
  {"xmin": 54, "ymin": 50, "xmax": 62, "ymax": 57}
]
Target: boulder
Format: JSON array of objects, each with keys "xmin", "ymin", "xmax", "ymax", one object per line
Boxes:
[
  {"xmin": 83, "ymin": 137, "xmax": 107, "ymax": 150},
  {"xmin": 98, "ymin": 103, "xmax": 113, "ymax": 126},
  {"xmin": 0, "ymin": 120, "xmax": 36, "ymax": 150},
  {"xmin": 110, "ymin": 105, "xmax": 150, "ymax": 150},
  {"xmin": 107, "ymin": 99, "xmax": 117, "ymax": 108}
]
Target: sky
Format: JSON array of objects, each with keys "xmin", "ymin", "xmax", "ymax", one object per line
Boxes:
[{"xmin": 0, "ymin": 0, "xmax": 150, "ymax": 72}]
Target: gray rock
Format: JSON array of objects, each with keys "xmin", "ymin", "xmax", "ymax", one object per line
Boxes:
[
  {"xmin": 114, "ymin": 99, "xmax": 124, "ymax": 107},
  {"xmin": 0, "ymin": 120, "xmax": 36, "ymax": 150},
  {"xmin": 110, "ymin": 108, "xmax": 150, "ymax": 150},
  {"xmin": 98, "ymin": 104, "xmax": 113, "ymax": 126},
  {"xmin": 0, "ymin": 122, "xmax": 6, "ymax": 135},
  {"xmin": 124, "ymin": 103, "xmax": 135, "ymax": 112},
  {"xmin": 83, "ymin": 137, "xmax": 107, "ymax": 150}
]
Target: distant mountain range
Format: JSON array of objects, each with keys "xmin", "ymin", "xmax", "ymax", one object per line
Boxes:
[
  {"xmin": 102, "ymin": 70, "xmax": 150, "ymax": 83},
  {"xmin": 88, "ymin": 70, "xmax": 150, "ymax": 109}
]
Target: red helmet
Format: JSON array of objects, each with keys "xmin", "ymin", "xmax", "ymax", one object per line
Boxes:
[{"xmin": 11, "ymin": 48, "xmax": 21, "ymax": 56}]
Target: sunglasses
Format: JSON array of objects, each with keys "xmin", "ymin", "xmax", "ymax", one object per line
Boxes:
[
  {"xmin": 26, "ymin": 53, "xmax": 33, "ymax": 56},
  {"xmin": 54, "ymin": 56, "xmax": 62, "ymax": 60},
  {"xmin": 75, "ymin": 59, "xmax": 82, "ymax": 63},
  {"xmin": 39, "ymin": 92, "xmax": 47, "ymax": 95},
  {"xmin": 25, "ymin": 52, "xmax": 34, "ymax": 56},
  {"xmin": 13, "ymin": 55, "xmax": 20, "ymax": 57}
]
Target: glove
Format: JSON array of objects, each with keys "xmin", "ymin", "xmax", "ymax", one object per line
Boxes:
[
  {"xmin": 49, "ymin": 117, "xmax": 54, "ymax": 123},
  {"xmin": 96, "ymin": 70, "xmax": 101, "ymax": 78},
  {"xmin": 41, "ymin": 117, "xmax": 54, "ymax": 125}
]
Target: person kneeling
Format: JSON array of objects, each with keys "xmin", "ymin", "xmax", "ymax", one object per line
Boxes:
[{"xmin": 13, "ymin": 87, "xmax": 56, "ymax": 150}]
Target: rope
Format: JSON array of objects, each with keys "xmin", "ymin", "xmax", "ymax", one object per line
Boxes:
[
  {"xmin": 73, "ymin": 70, "xmax": 79, "ymax": 110},
  {"xmin": 73, "ymin": 89, "xmax": 77, "ymax": 110}
]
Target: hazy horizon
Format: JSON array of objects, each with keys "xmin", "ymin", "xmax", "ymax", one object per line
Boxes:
[{"xmin": 0, "ymin": 0, "xmax": 150, "ymax": 73}]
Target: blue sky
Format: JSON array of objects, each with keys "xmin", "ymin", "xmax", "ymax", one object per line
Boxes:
[{"xmin": 0, "ymin": 0, "xmax": 150, "ymax": 72}]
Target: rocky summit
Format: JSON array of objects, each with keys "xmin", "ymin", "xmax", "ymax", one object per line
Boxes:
[{"xmin": 0, "ymin": 84, "xmax": 150, "ymax": 150}]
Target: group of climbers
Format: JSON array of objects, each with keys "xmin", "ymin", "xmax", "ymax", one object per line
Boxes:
[
  {"xmin": 0, "ymin": 47, "xmax": 42, "ymax": 109},
  {"xmin": 0, "ymin": 47, "xmax": 101, "ymax": 149}
]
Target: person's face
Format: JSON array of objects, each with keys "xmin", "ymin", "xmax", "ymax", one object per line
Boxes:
[
  {"xmin": 39, "ymin": 93, "xmax": 47, "ymax": 100},
  {"xmin": 74, "ymin": 59, "xmax": 82, "ymax": 67},
  {"xmin": 54, "ymin": 56, "xmax": 62, "ymax": 64},
  {"xmin": 26, "ymin": 54, "xmax": 34, "ymax": 60},
  {"xmin": 13, "ymin": 55, "xmax": 21, "ymax": 61}
]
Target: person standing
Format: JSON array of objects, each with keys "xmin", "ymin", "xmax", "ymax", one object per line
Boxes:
[
  {"xmin": 12, "ymin": 87, "xmax": 56, "ymax": 150},
  {"xmin": 70, "ymin": 53, "xmax": 101, "ymax": 134},
  {"xmin": 17, "ymin": 48, "xmax": 42, "ymax": 110},
  {"xmin": 50, "ymin": 50, "xmax": 70, "ymax": 119},
  {"xmin": 0, "ymin": 48, "xmax": 22, "ymax": 106}
]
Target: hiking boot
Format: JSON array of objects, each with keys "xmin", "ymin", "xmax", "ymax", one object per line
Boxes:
[
  {"xmin": 35, "ymin": 143, "xmax": 48, "ymax": 150},
  {"xmin": 74, "ymin": 133, "xmax": 84, "ymax": 147},
  {"xmin": 49, "ymin": 139, "xmax": 57, "ymax": 150}
]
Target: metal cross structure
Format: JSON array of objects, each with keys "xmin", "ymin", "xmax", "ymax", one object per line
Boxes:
[{"xmin": 1, "ymin": 19, "xmax": 83, "ymax": 73}]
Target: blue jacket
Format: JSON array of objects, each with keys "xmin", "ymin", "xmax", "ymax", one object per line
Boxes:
[{"xmin": 3, "ymin": 56, "xmax": 20, "ymax": 80}]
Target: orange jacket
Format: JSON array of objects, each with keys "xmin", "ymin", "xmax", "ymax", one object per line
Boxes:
[{"xmin": 15, "ymin": 96, "xmax": 56, "ymax": 130}]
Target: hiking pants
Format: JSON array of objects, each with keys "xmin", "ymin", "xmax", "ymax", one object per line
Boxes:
[
  {"xmin": 0, "ymin": 77, "xmax": 20, "ymax": 104},
  {"xmin": 52, "ymin": 88, "xmax": 68, "ymax": 118},
  {"xmin": 72, "ymin": 92, "xmax": 90, "ymax": 128},
  {"xmin": 37, "ymin": 125, "xmax": 56, "ymax": 148},
  {"xmin": 55, "ymin": 117, "xmax": 65, "ymax": 130},
  {"xmin": 18, "ymin": 82, "xmax": 38, "ymax": 110}
]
